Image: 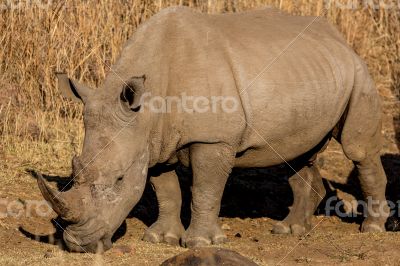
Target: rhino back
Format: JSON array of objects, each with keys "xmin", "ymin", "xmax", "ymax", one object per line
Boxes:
[{"xmin": 102, "ymin": 7, "xmax": 357, "ymax": 167}]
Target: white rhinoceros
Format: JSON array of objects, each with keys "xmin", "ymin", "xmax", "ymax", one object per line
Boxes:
[{"xmin": 38, "ymin": 6, "xmax": 388, "ymax": 252}]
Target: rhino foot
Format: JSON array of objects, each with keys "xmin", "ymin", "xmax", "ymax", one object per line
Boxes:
[
  {"xmin": 181, "ymin": 224, "xmax": 227, "ymax": 248},
  {"xmin": 143, "ymin": 220, "xmax": 185, "ymax": 246},
  {"xmin": 272, "ymin": 221, "xmax": 307, "ymax": 236}
]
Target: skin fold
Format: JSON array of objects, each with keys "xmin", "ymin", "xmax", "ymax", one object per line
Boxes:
[{"xmin": 38, "ymin": 7, "xmax": 388, "ymax": 252}]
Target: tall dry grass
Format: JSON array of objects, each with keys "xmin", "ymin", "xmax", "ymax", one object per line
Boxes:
[{"xmin": 0, "ymin": 0, "xmax": 399, "ymax": 178}]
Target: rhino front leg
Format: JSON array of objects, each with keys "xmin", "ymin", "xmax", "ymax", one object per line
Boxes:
[
  {"xmin": 143, "ymin": 170, "xmax": 185, "ymax": 245},
  {"xmin": 181, "ymin": 143, "xmax": 235, "ymax": 248},
  {"xmin": 273, "ymin": 163, "xmax": 326, "ymax": 235}
]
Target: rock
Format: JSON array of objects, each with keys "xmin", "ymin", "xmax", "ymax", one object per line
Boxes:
[
  {"xmin": 386, "ymin": 216, "xmax": 400, "ymax": 231},
  {"xmin": 160, "ymin": 247, "xmax": 259, "ymax": 266},
  {"xmin": 250, "ymin": 237, "xmax": 259, "ymax": 242},
  {"xmin": 221, "ymin": 223, "xmax": 231, "ymax": 230},
  {"xmin": 43, "ymin": 250, "xmax": 53, "ymax": 258},
  {"xmin": 113, "ymin": 245, "xmax": 133, "ymax": 255},
  {"xmin": 295, "ymin": 256, "xmax": 312, "ymax": 263}
]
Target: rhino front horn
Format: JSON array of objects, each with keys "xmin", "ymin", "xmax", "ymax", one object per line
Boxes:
[{"xmin": 37, "ymin": 173, "xmax": 80, "ymax": 222}]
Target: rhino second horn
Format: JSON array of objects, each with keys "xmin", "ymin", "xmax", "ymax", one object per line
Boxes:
[{"xmin": 37, "ymin": 173, "xmax": 80, "ymax": 222}]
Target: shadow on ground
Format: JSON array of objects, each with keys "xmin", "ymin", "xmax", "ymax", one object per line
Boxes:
[
  {"xmin": 129, "ymin": 164, "xmax": 295, "ymax": 228},
  {"xmin": 130, "ymin": 152, "xmax": 400, "ymax": 229},
  {"xmin": 19, "ymin": 217, "xmax": 68, "ymax": 250}
]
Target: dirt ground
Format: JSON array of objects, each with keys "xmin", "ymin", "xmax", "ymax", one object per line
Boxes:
[{"xmin": 0, "ymin": 91, "xmax": 398, "ymax": 266}]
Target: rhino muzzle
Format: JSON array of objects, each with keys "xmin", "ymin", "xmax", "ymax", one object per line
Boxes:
[{"xmin": 63, "ymin": 221, "xmax": 112, "ymax": 253}]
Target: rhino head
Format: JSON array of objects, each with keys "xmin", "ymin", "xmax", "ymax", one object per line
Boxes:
[{"xmin": 38, "ymin": 73, "xmax": 150, "ymax": 253}]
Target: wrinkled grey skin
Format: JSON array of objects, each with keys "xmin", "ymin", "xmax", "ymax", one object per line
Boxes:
[{"xmin": 38, "ymin": 7, "xmax": 388, "ymax": 252}]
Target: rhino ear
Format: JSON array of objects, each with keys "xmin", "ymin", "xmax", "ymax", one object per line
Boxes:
[
  {"xmin": 120, "ymin": 75, "xmax": 146, "ymax": 112},
  {"xmin": 56, "ymin": 72, "xmax": 93, "ymax": 103}
]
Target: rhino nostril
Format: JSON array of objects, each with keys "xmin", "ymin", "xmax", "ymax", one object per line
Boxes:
[{"xmin": 115, "ymin": 175, "xmax": 124, "ymax": 186}]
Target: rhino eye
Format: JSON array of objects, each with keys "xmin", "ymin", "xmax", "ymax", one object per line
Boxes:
[{"xmin": 115, "ymin": 175, "xmax": 124, "ymax": 185}]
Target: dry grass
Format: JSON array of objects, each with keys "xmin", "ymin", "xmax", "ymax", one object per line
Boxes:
[
  {"xmin": 0, "ymin": 0, "xmax": 399, "ymax": 177},
  {"xmin": 0, "ymin": 2, "xmax": 399, "ymax": 264}
]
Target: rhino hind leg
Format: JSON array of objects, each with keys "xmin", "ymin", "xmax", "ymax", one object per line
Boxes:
[
  {"xmin": 143, "ymin": 170, "xmax": 185, "ymax": 246},
  {"xmin": 339, "ymin": 63, "xmax": 388, "ymax": 232},
  {"xmin": 340, "ymin": 118, "xmax": 388, "ymax": 231},
  {"xmin": 272, "ymin": 163, "xmax": 326, "ymax": 235},
  {"xmin": 181, "ymin": 143, "xmax": 235, "ymax": 248},
  {"xmin": 354, "ymin": 154, "xmax": 389, "ymax": 232}
]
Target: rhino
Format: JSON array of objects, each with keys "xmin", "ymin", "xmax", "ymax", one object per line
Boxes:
[{"xmin": 38, "ymin": 6, "xmax": 388, "ymax": 252}]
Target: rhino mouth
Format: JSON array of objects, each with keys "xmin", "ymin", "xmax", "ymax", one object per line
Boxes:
[{"xmin": 63, "ymin": 218, "xmax": 112, "ymax": 253}]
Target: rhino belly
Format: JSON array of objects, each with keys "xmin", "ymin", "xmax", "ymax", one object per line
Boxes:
[
  {"xmin": 234, "ymin": 82, "xmax": 350, "ymax": 168},
  {"xmin": 233, "ymin": 129, "xmax": 329, "ymax": 168}
]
